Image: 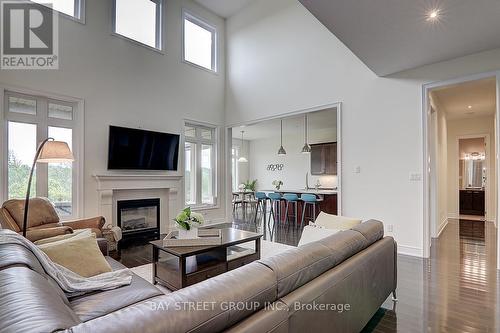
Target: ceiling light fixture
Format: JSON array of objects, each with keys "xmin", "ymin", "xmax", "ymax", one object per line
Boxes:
[
  {"xmin": 468, "ymin": 105, "xmax": 472, "ymax": 109},
  {"xmin": 427, "ymin": 9, "xmax": 440, "ymax": 21},
  {"xmin": 301, "ymin": 115, "xmax": 311, "ymax": 154},
  {"xmin": 237, "ymin": 130, "xmax": 248, "ymax": 163},
  {"xmin": 277, "ymin": 119, "xmax": 286, "ymax": 155}
]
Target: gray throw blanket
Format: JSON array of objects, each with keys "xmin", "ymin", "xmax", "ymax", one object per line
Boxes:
[{"xmin": 0, "ymin": 229, "xmax": 132, "ymax": 297}]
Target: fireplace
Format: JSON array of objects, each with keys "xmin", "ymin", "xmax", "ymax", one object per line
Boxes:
[{"xmin": 117, "ymin": 198, "xmax": 160, "ymax": 241}]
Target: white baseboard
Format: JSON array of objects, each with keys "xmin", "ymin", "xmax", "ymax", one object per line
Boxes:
[
  {"xmin": 447, "ymin": 213, "xmax": 458, "ymax": 219},
  {"xmin": 397, "ymin": 245, "xmax": 423, "ymax": 257},
  {"xmin": 437, "ymin": 218, "xmax": 448, "ymax": 238}
]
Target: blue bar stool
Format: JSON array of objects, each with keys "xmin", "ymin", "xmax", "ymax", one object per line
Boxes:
[
  {"xmin": 300, "ymin": 194, "xmax": 322, "ymax": 226},
  {"xmin": 267, "ymin": 192, "xmax": 282, "ymax": 225},
  {"xmin": 254, "ymin": 192, "xmax": 269, "ymax": 224},
  {"xmin": 283, "ymin": 193, "xmax": 299, "ymax": 227}
]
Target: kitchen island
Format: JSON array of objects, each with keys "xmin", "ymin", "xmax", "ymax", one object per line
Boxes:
[{"xmin": 263, "ymin": 189, "xmax": 338, "ymax": 223}]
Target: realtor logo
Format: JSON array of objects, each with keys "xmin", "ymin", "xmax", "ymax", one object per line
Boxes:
[{"xmin": 1, "ymin": 1, "xmax": 58, "ymax": 69}]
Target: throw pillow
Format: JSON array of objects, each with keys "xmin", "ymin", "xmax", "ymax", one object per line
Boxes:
[
  {"xmin": 298, "ymin": 225, "xmax": 339, "ymax": 246},
  {"xmin": 39, "ymin": 235, "xmax": 112, "ymax": 277},
  {"xmin": 314, "ymin": 212, "xmax": 362, "ymax": 230}
]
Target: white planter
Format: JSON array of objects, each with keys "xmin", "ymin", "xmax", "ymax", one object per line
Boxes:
[{"xmin": 178, "ymin": 227, "xmax": 198, "ymax": 239}]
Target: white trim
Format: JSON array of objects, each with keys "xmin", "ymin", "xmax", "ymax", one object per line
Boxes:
[
  {"xmin": 111, "ymin": 0, "xmax": 164, "ymax": 53},
  {"xmin": 225, "ymin": 102, "xmax": 343, "ymax": 220},
  {"xmin": 28, "ymin": 0, "xmax": 86, "ymax": 24},
  {"xmin": 0, "ymin": 84, "xmax": 84, "ymax": 220},
  {"xmin": 422, "ymin": 70, "xmax": 500, "ymax": 266},
  {"xmin": 398, "ymin": 245, "xmax": 424, "ymax": 257},
  {"xmin": 436, "ymin": 218, "xmax": 448, "ymax": 238},
  {"xmin": 181, "ymin": 8, "xmax": 218, "ymax": 73}
]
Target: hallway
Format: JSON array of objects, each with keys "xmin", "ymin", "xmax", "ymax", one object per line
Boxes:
[{"xmin": 364, "ymin": 219, "xmax": 499, "ymax": 332}]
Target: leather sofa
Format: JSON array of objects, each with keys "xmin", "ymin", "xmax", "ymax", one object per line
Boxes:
[
  {"xmin": 0, "ymin": 197, "xmax": 105, "ymax": 242},
  {"xmin": 0, "ymin": 220, "xmax": 397, "ymax": 333}
]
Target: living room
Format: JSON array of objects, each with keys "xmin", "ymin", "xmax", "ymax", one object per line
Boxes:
[{"xmin": 1, "ymin": 0, "xmax": 500, "ymax": 332}]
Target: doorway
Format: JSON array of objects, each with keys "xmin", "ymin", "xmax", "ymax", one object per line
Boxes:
[{"xmin": 423, "ymin": 73, "xmax": 499, "ymax": 268}]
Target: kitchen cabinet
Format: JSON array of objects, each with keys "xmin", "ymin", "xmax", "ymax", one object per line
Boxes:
[
  {"xmin": 310, "ymin": 142, "xmax": 337, "ymax": 175},
  {"xmin": 459, "ymin": 190, "xmax": 485, "ymax": 216}
]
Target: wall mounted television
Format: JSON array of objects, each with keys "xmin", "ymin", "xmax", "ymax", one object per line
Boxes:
[{"xmin": 108, "ymin": 126, "xmax": 180, "ymax": 171}]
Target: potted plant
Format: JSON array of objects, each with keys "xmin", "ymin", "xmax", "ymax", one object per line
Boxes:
[
  {"xmin": 272, "ymin": 180, "xmax": 283, "ymax": 191},
  {"xmin": 243, "ymin": 179, "xmax": 257, "ymax": 192},
  {"xmin": 173, "ymin": 207, "xmax": 204, "ymax": 239}
]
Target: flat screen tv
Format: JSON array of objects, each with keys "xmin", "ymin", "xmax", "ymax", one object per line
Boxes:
[{"xmin": 108, "ymin": 126, "xmax": 180, "ymax": 171}]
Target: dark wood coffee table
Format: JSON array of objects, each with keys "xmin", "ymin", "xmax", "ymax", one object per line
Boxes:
[{"xmin": 150, "ymin": 228, "xmax": 262, "ymax": 290}]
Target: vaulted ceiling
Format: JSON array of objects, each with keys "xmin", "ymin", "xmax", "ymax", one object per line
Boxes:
[{"xmin": 298, "ymin": 0, "xmax": 500, "ymax": 76}]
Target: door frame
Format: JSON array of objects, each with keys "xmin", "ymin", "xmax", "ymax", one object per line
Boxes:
[
  {"xmin": 455, "ymin": 134, "xmax": 490, "ymax": 220},
  {"xmin": 422, "ymin": 71, "xmax": 500, "ymax": 266},
  {"xmin": 224, "ymin": 102, "xmax": 342, "ymax": 221}
]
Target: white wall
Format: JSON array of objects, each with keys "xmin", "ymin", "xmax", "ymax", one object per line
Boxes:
[
  {"xmin": 225, "ymin": 0, "xmax": 500, "ymax": 256},
  {"xmin": 0, "ymin": 0, "xmax": 227, "ymax": 225},
  {"xmin": 232, "ymin": 138, "xmax": 250, "ymax": 187},
  {"xmin": 447, "ymin": 116, "xmax": 496, "ymax": 221},
  {"xmin": 248, "ymin": 129, "xmax": 337, "ymax": 191}
]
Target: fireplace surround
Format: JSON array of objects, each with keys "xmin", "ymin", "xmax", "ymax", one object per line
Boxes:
[{"xmin": 117, "ymin": 198, "xmax": 160, "ymax": 241}]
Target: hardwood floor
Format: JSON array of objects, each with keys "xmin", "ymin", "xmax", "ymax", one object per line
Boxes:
[
  {"xmin": 115, "ymin": 210, "xmax": 499, "ymax": 332},
  {"xmin": 363, "ymin": 219, "xmax": 499, "ymax": 332}
]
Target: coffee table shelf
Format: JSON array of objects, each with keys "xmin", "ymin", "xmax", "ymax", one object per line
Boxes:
[{"xmin": 151, "ymin": 228, "xmax": 262, "ymax": 290}]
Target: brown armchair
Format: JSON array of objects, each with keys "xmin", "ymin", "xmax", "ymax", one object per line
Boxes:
[{"xmin": 0, "ymin": 198, "xmax": 105, "ymax": 242}]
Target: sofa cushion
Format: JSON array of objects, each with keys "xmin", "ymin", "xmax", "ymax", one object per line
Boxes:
[
  {"xmin": 260, "ymin": 228, "xmax": 372, "ymax": 298},
  {"xmin": 351, "ymin": 219, "xmax": 384, "ymax": 245},
  {"xmin": 3, "ymin": 198, "xmax": 60, "ymax": 229},
  {"xmin": 0, "ymin": 267, "xmax": 81, "ymax": 333},
  {"xmin": 297, "ymin": 225, "xmax": 339, "ymax": 246},
  {"xmin": 39, "ymin": 234, "xmax": 112, "ymax": 277},
  {"xmin": 69, "ymin": 258, "xmax": 162, "ymax": 322}
]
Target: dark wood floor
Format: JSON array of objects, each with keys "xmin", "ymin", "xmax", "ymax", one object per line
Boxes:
[{"xmin": 115, "ymin": 210, "xmax": 499, "ymax": 332}]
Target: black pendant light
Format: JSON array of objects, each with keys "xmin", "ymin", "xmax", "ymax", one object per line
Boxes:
[
  {"xmin": 278, "ymin": 119, "xmax": 286, "ymax": 155},
  {"xmin": 301, "ymin": 114, "xmax": 311, "ymax": 153}
]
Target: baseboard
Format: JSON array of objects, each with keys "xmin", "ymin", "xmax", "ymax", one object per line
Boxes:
[
  {"xmin": 204, "ymin": 218, "xmax": 227, "ymax": 226},
  {"xmin": 437, "ymin": 218, "xmax": 448, "ymax": 238},
  {"xmin": 397, "ymin": 245, "xmax": 423, "ymax": 257},
  {"xmin": 447, "ymin": 213, "xmax": 458, "ymax": 219}
]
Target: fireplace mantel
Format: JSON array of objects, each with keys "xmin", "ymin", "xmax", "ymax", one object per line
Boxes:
[
  {"xmin": 93, "ymin": 173, "xmax": 183, "ymax": 191},
  {"xmin": 93, "ymin": 173, "xmax": 182, "ymax": 232}
]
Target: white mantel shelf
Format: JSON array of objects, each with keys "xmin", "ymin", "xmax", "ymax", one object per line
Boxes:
[{"xmin": 93, "ymin": 173, "xmax": 182, "ymax": 191}]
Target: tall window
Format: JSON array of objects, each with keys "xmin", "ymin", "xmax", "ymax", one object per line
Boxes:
[
  {"xmin": 184, "ymin": 123, "xmax": 217, "ymax": 207},
  {"xmin": 4, "ymin": 91, "xmax": 79, "ymax": 218},
  {"xmin": 113, "ymin": 0, "xmax": 163, "ymax": 50},
  {"xmin": 183, "ymin": 11, "xmax": 217, "ymax": 72},
  {"xmin": 31, "ymin": 0, "xmax": 85, "ymax": 21}
]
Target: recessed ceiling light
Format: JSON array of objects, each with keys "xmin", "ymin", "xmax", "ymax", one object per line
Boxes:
[
  {"xmin": 427, "ymin": 9, "xmax": 440, "ymax": 21},
  {"xmin": 468, "ymin": 105, "xmax": 472, "ymax": 109}
]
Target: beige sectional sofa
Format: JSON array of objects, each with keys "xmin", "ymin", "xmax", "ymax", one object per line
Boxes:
[{"xmin": 0, "ymin": 220, "xmax": 396, "ymax": 333}]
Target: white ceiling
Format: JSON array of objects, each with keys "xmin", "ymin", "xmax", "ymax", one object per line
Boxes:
[
  {"xmin": 431, "ymin": 77, "xmax": 496, "ymax": 120},
  {"xmin": 232, "ymin": 108, "xmax": 337, "ymax": 140},
  {"xmin": 194, "ymin": 0, "xmax": 254, "ymax": 18},
  {"xmin": 298, "ymin": 0, "xmax": 500, "ymax": 76}
]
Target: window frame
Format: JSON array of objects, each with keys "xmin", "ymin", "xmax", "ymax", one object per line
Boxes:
[
  {"xmin": 0, "ymin": 88, "xmax": 84, "ymax": 220},
  {"xmin": 29, "ymin": 0, "xmax": 86, "ymax": 24},
  {"xmin": 182, "ymin": 9, "xmax": 217, "ymax": 73},
  {"xmin": 111, "ymin": 0, "xmax": 164, "ymax": 52},
  {"xmin": 183, "ymin": 121, "xmax": 218, "ymax": 209}
]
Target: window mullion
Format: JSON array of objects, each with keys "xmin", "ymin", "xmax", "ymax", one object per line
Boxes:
[
  {"xmin": 36, "ymin": 97, "xmax": 49, "ymax": 198},
  {"xmin": 196, "ymin": 142, "xmax": 202, "ymax": 205}
]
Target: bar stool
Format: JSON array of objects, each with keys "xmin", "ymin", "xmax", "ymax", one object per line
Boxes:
[
  {"xmin": 300, "ymin": 194, "xmax": 322, "ymax": 226},
  {"xmin": 267, "ymin": 192, "xmax": 282, "ymax": 224},
  {"xmin": 254, "ymin": 192, "xmax": 269, "ymax": 224},
  {"xmin": 283, "ymin": 193, "xmax": 299, "ymax": 227}
]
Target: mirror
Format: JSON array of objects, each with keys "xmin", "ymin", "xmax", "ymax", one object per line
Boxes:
[{"xmin": 460, "ymin": 159, "xmax": 485, "ymax": 189}]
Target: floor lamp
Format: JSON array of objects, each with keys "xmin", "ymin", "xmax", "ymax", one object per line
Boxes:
[{"xmin": 23, "ymin": 138, "xmax": 74, "ymax": 237}]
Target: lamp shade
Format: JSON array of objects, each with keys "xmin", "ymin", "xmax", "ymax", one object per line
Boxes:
[
  {"xmin": 37, "ymin": 141, "xmax": 74, "ymax": 163},
  {"xmin": 238, "ymin": 156, "xmax": 248, "ymax": 163}
]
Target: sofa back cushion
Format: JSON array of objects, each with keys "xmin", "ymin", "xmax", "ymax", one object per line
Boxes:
[
  {"xmin": 0, "ymin": 267, "xmax": 81, "ymax": 333},
  {"xmin": 259, "ymin": 220, "xmax": 384, "ymax": 298},
  {"xmin": 3, "ymin": 198, "xmax": 60, "ymax": 229}
]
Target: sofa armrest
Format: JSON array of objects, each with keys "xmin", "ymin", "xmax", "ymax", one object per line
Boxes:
[
  {"xmin": 96, "ymin": 238, "xmax": 109, "ymax": 256},
  {"xmin": 25, "ymin": 226, "xmax": 73, "ymax": 242},
  {"xmin": 62, "ymin": 216, "xmax": 105, "ymax": 231}
]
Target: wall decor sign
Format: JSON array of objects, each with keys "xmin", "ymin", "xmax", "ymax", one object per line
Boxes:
[{"xmin": 267, "ymin": 164, "xmax": 284, "ymax": 171}]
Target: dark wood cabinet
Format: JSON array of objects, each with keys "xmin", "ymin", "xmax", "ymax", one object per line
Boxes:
[
  {"xmin": 459, "ymin": 190, "xmax": 485, "ymax": 216},
  {"xmin": 311, "ymin": 142, "xmax": 337, "ymax": 175}
]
